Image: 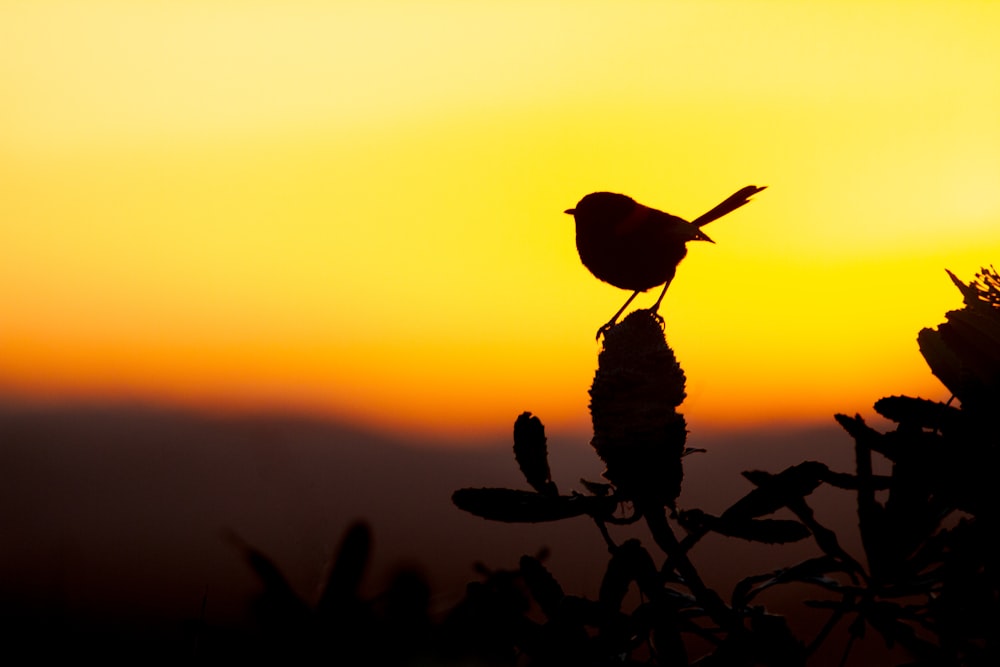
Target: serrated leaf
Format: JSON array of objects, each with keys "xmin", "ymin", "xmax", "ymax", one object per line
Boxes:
[
  {"xmin": 834, "ymin": 413, "xmax": 879, "ymax": 441},
  {"xmin": 452, "ymin": 488, "xmax": 613, "ymax": 523},
  {"xmin": 520, "ymin": 555, "xmax": 564, "ymax": 617},
  {"xmin": 722, "ymin": 461, "xmax": 828, "ymax": 521},
  {"xmin": 874, "ymin": 395, "xmax": 962, "ymax": 431},
  {"xmin": 709, "ymin": 516, "xmax": 809, "ymax": 544},
  {"xmin": 820, "ymin": 469, "xmax": 891, "ymax": 491}
]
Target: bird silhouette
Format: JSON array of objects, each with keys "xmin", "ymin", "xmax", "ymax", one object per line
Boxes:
[{"xmin": 566, "ymin": 185, "xmax": 766, "ymax": 338}]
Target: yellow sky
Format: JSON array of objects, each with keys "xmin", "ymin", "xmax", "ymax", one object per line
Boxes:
[{"xmin": 2, "ymin": 1, "xmax": 999, "ymax": 441}]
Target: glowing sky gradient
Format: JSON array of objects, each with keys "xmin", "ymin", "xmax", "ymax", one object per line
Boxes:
[{"xmin": 3, "ymin": 1, "xmax": 1000, "ymax": 440}]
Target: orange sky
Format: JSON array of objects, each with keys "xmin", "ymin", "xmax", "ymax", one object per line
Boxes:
[{"xmin": 2, "ymin": 1, "xmax": 1000, "ymax": 442}]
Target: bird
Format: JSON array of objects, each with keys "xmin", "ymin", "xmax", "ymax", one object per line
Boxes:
[{"xmin": 566, "ymin": 185, "xmax": 766, "ymax": 338}]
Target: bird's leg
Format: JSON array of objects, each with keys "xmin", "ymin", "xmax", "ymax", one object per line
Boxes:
[
  {"xmin": 596, "ymin": 290, "xmax": 641, "ymax": 340},
  {"xmin": 647, "ymin": 276, "xmax": 674, "ymax": 315}
]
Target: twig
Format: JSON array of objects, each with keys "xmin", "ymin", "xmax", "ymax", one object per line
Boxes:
[{"xmin": 643, "ymin": 503, "xmax": 736, "ymax": 632}]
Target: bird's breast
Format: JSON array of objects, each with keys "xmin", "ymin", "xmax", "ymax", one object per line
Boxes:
[{"xmin": 576, "ymin": 225, "xmax": 688, "ymax": 292}]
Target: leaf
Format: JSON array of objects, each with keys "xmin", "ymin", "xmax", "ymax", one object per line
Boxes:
[
  {"xmin": 709, "ymin": 517, "xmax": 810, "ymax": 544},
  {"xmin": 732, "ymin": 556, "xmax": 847, "ymax": 607},
  {"xmin": 317, "ymin": 521, "xmax": 372, "ymax": 615},
  {"xmin": 579, "ymin": 478, "xmax": 613, "ymax": 497},
  {"xmin": 705, "ymin": 611, "xmax": 806, "ymax": 667},
  {"xmin": 243, "ymin": 547, "xmax": 304, "ymax": 607},
  {"xmin": 598, "ymin": 546, "xmax": 633, "ymax": 613},
  {"xmin": 836, "ymin": 413, "xmax": 904, "ymax": 463},
  {"xmin": 748, "ymin": 611, "xmax": 808, "ymax": 667},
  {"xmin": 226, "ymin": 531, "xmax": 311, "ymax": 623},
  {"xmin": 634, "ymin": 601, "xmax": 689, "ymax": 665},
  {"xmin": 513, "ymin": 412, "xmax": 558, "ymax": 496},
  {"xmin": 819, "ymin": 469, "xmax": 891, "ymax": 491},
  {"xmin": 520, "ymin": 555, "xmax": 564, "ymax": 617},
  {"xmin": 834, "ymin": 413, "xmax": 880, "ymax": 442},
  {"xmin": 680, "ymin": 509, "xmax": 808, "ymax": 544},
  {"xmin": 721, "ymin": 461, "xmax": 828, "ymax": 521},
  {"xmin": 599, "ymin": 539, "xmax": 657, "ymax": 611},
  {"xmin": 873, "ymin": 395, "xmax": 963, "ymax": 431},
  {"xmin": 865, "ymin": 601, "xmax": 946, "ymax": 660},
  {"xmin": 452, "ymin": 488, "xmax": 614, "ymax": 523}
]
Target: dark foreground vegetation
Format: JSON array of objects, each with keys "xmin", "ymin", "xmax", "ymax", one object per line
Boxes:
[
  {"xmin": 5, "ymin": 268, "xmax": 997, "ymax": 665},
  {"xmin": 219, "ymin": 267, "xmax": 997, "ymax": 665}
]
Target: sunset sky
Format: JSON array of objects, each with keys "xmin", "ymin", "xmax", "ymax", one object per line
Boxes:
[{"xmin": 3, "ymin": 0, "xmax": 999, "ymax": 442}]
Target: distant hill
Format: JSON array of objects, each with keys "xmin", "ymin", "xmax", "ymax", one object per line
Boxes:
[{"xmin": 1, "ymin": 400, "xmax": 861, "ymax": 654}]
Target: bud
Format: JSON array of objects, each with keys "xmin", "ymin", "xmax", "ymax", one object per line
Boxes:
[
  {"xmin": 513, "ymin": 412, "xmax": 558, "ymax": 496},
  {"xmin": 589, "ymin": 310, "xmax": 687, "ymax": 506}
]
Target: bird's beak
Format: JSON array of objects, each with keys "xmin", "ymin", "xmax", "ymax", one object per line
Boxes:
[
  {"xmin": 695, "ymin": 229, "xmax": 715, "ymax": 243},
  {"xmin": 564, "ymin": 208, "xmax": 575, "ymax": 215}
]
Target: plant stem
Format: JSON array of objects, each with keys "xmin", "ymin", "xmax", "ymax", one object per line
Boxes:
[{"xmin": 643, "ymin": 504, "xmax": 736, "ymax": 632}]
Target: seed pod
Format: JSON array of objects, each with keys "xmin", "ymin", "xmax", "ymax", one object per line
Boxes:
[{"xmin": 589, "ymin": 310, "xmax": 687, "ymax": 507}]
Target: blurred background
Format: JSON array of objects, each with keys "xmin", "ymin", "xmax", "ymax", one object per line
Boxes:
[
  {"xmin": 4, "ymin": 0, "xmax": 999, "ymax": 439},
  {"xmin": 2, "ymin": 0, "xmax": 999, "ymax": 655}
]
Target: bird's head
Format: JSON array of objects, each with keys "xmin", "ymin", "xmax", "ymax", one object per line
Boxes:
[
  {"xmin": 564, "ymin": 192, "xmax": 636, "ymax": 227},
  {"xmin": 563, "ymin": 192, "xmax": 635, "ymax": 219}
]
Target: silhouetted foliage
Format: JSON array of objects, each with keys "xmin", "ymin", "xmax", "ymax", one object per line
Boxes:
[
  {"xmin": 230, "ymin": 268, "xmax": 997, "ymax": 665},
  {"xmin": 447, "ymin": 267, "xmax": 999, "ymax": 665},
  {"xmin": 514, "ymin": 412, "xmax": 559, "ymax": 496}
]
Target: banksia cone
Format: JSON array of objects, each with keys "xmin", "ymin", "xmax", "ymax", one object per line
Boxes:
[
  {"xmin": 917, "ymin": 267, "xmax": 1000, "ymax": 412},
  {"xmin": 589, "ymin": 310, "xmax": 687, "ymax": 507}
]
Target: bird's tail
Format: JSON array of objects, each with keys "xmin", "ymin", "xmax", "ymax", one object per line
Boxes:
[{"xmin": 692, "ymin": 185, "xmax": 766, "ymax": 227}]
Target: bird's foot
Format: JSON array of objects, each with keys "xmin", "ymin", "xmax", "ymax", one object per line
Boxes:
[
  {"xmin": 596, "ymin": 308, "xmax": 663, "ymax": 338},
  {"xmin": 595, "ymin": 319, "xmax": 618, "ymax": 340},
  {"xmin": 596, "ymin": 308, "xmax": 665, "ymax": 339}
]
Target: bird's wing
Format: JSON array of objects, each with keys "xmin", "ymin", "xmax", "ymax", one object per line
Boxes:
[
  {"xmin": 613, "ymin": 203, "xmax": 654, "ymax": 235},
  {"xmin": 617, "ymin": 204, "xmax": 692, "ymax": 235}
]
